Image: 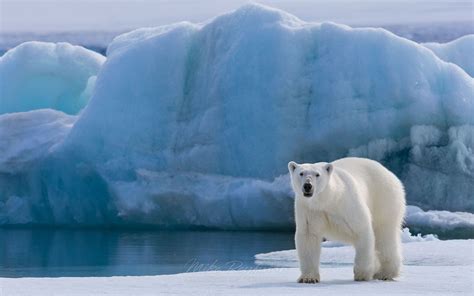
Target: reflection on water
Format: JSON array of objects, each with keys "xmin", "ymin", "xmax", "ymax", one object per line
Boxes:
[{"xmin": 0, "ymin": 229, "xmax": 294, "ymax": 277}]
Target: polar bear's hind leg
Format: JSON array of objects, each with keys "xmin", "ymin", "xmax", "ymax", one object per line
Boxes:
[
  {"xmin": 373, "ymin": 220, "xmax": 402, "ymax": 280},
  {"xmin": 374, "ymin": 195, "xmax": 404, "ymax": 280},
  {"xmin": 372, "ymin": 167, "xmax": 405, "ymax": 281}
]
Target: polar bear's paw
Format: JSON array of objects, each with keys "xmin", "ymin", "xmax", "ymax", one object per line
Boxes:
[
  {"xmin": 373, "ymin": 272, "xmax": 393, "ymax": 281},
  {"xmin": 374, "ymin": 269, "xmax": 398, "ymax": 281},
  {"xmin": 297, "ymin": 273, "xmax": 320, "ymax": 284},
  {"xmin": 354, "ymin": 268, "xmax": 373, "ymax": 281},
  {"xmin": 354, "ymin": 272, "xmax": 372, "ymax": 281}
]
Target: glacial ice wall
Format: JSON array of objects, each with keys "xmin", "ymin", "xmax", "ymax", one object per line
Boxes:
[
  {"xmin": 0, "ymin": 42, "xmax": 105, "ymax": 115},
  {"xmin": 0, "ymin": 4, "xmax": 473, "ymax": 228}
]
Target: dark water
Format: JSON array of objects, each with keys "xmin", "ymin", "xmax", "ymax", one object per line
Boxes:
[{"xmin": 0, "ymin": 229, "xmax": 294, "ymax": 278}]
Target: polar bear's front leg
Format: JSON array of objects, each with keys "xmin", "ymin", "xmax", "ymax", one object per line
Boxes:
[
  {"xmin": 295, "ymin": 232, "xmax": 321, "ymax": 283},
  {"xmin": 353, "ymin": 229, "xmax": 376, "ymax": 281}
]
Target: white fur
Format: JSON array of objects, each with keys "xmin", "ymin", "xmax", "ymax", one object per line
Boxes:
[{"xmin": 288, "ymin": 157, "xmax": 406, "ymax": 283}]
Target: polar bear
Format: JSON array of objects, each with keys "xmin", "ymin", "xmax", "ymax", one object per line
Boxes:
[{"xmin": 288, "ymin": 157, "xmax": 406, "ymax": 283}]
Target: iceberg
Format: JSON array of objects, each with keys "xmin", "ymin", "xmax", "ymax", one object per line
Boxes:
[
  {"xmin": 0, "ymin": 41, "xmax": 105, "ymax": 115},
  {"xmin": 0, "ymin": 4, "xmax": 473, "ymax": 229}
]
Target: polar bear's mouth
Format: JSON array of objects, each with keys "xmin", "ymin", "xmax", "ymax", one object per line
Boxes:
[{"xmin": 303, "ymin": 192, "xmax": 313, "ymax": 197}]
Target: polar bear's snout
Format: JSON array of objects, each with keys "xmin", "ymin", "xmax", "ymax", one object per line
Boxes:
[{"xmin": 303, "ymin": 182, "xmax": 313, "ymax": 197}]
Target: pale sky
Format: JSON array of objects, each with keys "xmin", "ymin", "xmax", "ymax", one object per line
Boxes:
[{"xmin": 1, "ymin": 0, "xmax": 473, "ymax": 33}]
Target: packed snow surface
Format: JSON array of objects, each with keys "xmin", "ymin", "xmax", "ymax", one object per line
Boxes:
[
  {"xmin": 0, "ymin": 4, "xmax": 473, "ymax": 228},
  {"xmin": 255, "ymin": 236, "xmax": 474, "ymax": 269},
  {"xmin": 0, "ymin": 41, "xmax": 104, "ymax": 115},
  {"xmin": 2, "ymin": 266, "xmax": 472, "ymax": 295},
  {"xmin": 1, "ymin": 239, "xmax": 473, "ymax": 295}
]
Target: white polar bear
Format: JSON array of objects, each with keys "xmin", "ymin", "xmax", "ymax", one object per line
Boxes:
[{"xmin": 288, "ymin": 157, "xmax": 406, "ymax": 283}]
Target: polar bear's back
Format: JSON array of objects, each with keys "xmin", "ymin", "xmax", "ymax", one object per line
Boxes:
[{"xmin": 332, "ymin": 157, "xmax": 406, "ymax": 227}]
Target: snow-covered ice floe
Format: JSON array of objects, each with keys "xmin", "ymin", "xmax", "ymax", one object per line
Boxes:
[
  {"xmin": 1, "ymin": 267, "xmax": 472, "ymax": 295},
  {"xmin": 2, "ymin": 238, "xmax": 473, "ymax": 295},
  {"xmin": 255, "ymin": 229, "xmax": 474, "ymax": 268},
  {"xmin": 0, "ymin": 4, "xmax": 473, "ymax": 229}
]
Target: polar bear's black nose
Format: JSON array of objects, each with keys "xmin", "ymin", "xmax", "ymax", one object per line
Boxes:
[{"xmin": 303, "ymin": 183, "xmax": 312, "ymax": 192}]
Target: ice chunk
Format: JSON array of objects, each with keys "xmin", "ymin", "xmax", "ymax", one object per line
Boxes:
[
  {"xmin": 406, "ymin": 205, "xmax": 474, "ymax": 238},
  {"xmin": 0, "ymin": 41, "xmax": 105, "ymax": 115},
  {"xmin": 0, "ymin": 109, "xmax": 76, "ymax": 173},
  {"xmin": 400, "ymin": 227, "xmax": 438, "ymax": 242}
]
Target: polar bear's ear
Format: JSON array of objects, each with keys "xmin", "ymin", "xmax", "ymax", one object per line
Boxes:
[
  {"xmin": 325, "ymin": 163, "xmax": 333, "ymax": 175},
  {"xmin": 288, "ymin": 161, "xmax": 298, "ymax": 173}
]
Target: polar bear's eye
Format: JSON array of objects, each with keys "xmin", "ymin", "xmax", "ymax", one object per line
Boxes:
[
  {"xmin": 315, "ymin": 173, "xmax": 320, "ymax": 177},
  {"xmin": 299, "ymin": 172, "xmax": 304, "ymax": 176}
]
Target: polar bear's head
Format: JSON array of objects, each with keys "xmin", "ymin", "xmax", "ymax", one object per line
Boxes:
[{"xmin": 288, "ymin": 161, "xmax": 333, "ymax": 198}]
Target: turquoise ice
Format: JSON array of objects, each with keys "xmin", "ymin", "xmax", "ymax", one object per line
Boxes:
[{"xmin": 0, "ymin": 4, "xmax": 473, "ymax": 228}]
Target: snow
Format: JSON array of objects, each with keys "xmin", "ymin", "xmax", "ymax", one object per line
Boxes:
[
  {"xmin": 0, "ymin": 41, "xmax": 104, "ymax": 115},
  {"xmin": 255, "ymin": 231, "xmax": 473, "ymax": 269},
  {"xmin": 1, "ymin": 266, "xmax": 472, "ymax": 295},
  {"xmin": 424, "ymin": 35, "xmax": 474, "ymax": 77},
  {"xmin": 0, "ymin": 4, "xmax": 473, "ymax": 228},
  {"xmin": 1, "ymin": 238, "xmax": 473, "ymax": 295}
]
